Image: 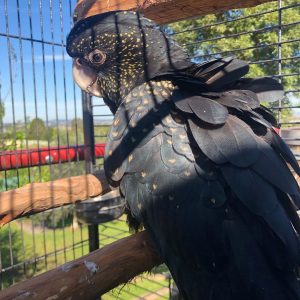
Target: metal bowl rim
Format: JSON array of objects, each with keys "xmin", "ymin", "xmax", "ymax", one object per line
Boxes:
[{"xmin": 77, "ymin": 189, "xmax": 121, "ymax": 203}]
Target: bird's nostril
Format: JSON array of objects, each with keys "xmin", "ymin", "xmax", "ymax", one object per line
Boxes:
[{"xmin": 76, "ymin": 58, "xmax": 83, "ymax": 66}]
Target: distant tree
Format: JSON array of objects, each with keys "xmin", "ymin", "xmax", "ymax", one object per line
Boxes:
[
  {"xmin": 0, "ymin": 102, "xmax": 5, "ymax": 149},
  {"xmin": 0, "ymin": 102, "xmax": 4, "ymax": 123},
  {"xmin": 169, "ymin": 1, "xmax": 299, "ymax": 91},
  {"xmin": 0, "ymin": 227, "xmax": 23, "ymax": 288},
  {"xmin": 169, "ymin": 1, "xmax": 300, "ymax": 122},
  {"xmin": 27, "ymin": 118, "xmax": 47, "ymax": 140},
  {"xmin": 71, "ymin": 118, "xmax": 83, "ymax": 131},
  {"xmin": 47, "ymin": 127, "xmax": 56, "ymax": 142},
  {"xmin": 70, "ymin": 118, "xmax": 84, "ymax": 145},
  {"xmin": 0, "ymin": 125, "xmax": 25, "ymax": 151}
]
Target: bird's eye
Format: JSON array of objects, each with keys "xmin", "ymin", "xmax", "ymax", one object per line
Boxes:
[{"xmin": 88, "ymin": 49, "xmax": 106, "ymax": 65}]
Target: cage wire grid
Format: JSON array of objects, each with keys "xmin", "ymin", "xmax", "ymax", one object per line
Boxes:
[
  {"xmin": 0, "ymin": 0, "xmax": 299, "ymax": 299},
  {"xmin": 0, "ymin": 0, "xmax": 89, "ymax": 289}
]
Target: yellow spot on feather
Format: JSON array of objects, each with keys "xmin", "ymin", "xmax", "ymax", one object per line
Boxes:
[
  {"xmin": 168, "ymin": 159, "xmax": 176, "ymax": 164},
  {"xmin": 184, "ymin": 171, "xmax": 191, "ymax": 177},
  {"xmin": 113, "ymin": 118, "xmax": 120, "ymax": 126}
]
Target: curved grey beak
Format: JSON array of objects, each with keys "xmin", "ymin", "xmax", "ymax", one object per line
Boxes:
[{"xmin": 72, "ymin": 59, "xmax": 102, "ymax": 97}]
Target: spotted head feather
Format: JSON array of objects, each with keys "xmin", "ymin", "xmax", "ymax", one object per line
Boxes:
[{"xmin": 66, "ymin": 10, "xmax": 191, "ymax": 111}]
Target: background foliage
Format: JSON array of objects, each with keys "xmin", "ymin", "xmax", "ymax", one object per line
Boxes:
[
  {"xmin": 170, "ymin": 1, "xmax": 300, "ymax": 90},
  {"xmin": 169, "ymin": 1, "xmax": 300, "ymax": 122}
]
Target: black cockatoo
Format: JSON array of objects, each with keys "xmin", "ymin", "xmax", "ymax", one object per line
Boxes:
[{"xmin": 67, "ymin": 11, "xmax": 300, "ymax": 300}]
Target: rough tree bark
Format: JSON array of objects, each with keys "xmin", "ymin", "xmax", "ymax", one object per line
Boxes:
[
  {"xmin": 0, "ymin": 231, "xmax": 162, "ymax": 300},
  {"xmin": 0, "ymin": 170, "xmax": 162, "ymax": 300},
  {"xmin": 0, "ymin": 170, "xmax": 109, "ymax": 226},
  {"xmin": 74, "ymin": 0, "xmax": 276, "ymax": 24}
]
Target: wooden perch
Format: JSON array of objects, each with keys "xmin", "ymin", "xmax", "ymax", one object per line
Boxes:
[
  {"xmin": 0, "ymin": 231, "xmax": 162, "ymax": 300},
  {"xmin": 0, "ymin": 170, "xmax": 109, "ymax": 226},
  {"xmin": 74, "ymin": 0, "xmax": 276, "ymax": 24}
]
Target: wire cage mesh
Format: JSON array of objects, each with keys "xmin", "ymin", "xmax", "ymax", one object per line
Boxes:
[
  {"xmin": 0, "ymin": 0, "xmax": 89, "ymax": 290},
  {"xmin": 168, "ymin": 0, "xmax": 300, "ymax": 157},
  {"xmin": 0, "ymin": 0, "xmax": 299, "ymax": 299}
]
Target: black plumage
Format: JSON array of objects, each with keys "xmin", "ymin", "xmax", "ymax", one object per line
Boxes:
[{"xmin": 67, "ymin": 11, "xmax": 300, "ymax": 300}]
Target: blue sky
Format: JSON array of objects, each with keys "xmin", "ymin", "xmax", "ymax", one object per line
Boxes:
[
  {"xmin": 0, "ymin": 0, "xmax": 111, "ymax": 124},
  {"xmin": 1, "ymin": 1, "xmax": 298, "ymax": 125}
]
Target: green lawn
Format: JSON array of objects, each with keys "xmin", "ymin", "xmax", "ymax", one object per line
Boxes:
[
  {"xmin": 1, "ymin": 216, "xmax": 169, "ymax": 299},
  {"xmin": 103, "ymin": 275, "xmax": 169, "ymax": 300}
]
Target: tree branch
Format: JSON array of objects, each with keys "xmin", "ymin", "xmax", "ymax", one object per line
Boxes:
[
  {"xmin": 74, "ymin": 0, "xmax": 276, "ymax": 24},
  {"xmin": 0, "ymin": 170, "xmax": 109, "ymax": 226},
  {"xmin": 0, "ymin": 231, "xmax": 162, "ymax": 300}
]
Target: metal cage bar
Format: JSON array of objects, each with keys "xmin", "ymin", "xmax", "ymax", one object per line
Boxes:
[
  {"xmin": 0, "ymin": 0, "xmax": 88, "ymax": 290},
  {"xmin": 0, "ymin": 0, "xmax": 299, "ymax": 299}
]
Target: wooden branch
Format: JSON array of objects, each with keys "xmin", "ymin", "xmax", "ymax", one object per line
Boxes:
[
  {"xmin": 0, "ymin": 231, "xmax": 162, "ymax": 300},
  {"xmin": 0, "ymin": 170, "xmax": 109, "ymax": 226},
  {"xmin": 74, "ymin": 0, "xmax": 276, "ymax": 24}
]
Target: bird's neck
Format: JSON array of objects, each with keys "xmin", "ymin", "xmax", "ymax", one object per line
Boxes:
[
  {"xmin": 99, "ymin": 64, "xmax": 148, "ymax": 111},
  {"xmin": 99, "ymin": 45, "xmax": 192, "ymax": 113}
]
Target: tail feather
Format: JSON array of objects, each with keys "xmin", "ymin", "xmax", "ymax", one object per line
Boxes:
[
  {"xmin": 224, "ymin": 207, "xmax": 300, "ymax": 300},
  {"xmin": 186, "ymin": 57, "xmax": 249, "ymax": 90},
  {"xmin": 233, "ymin": 77, "xmax": 284, "ymax": 103}
]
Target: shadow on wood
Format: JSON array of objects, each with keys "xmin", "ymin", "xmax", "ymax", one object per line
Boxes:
[
  {"xmin": 74, "ymin": 0, "xmax": 276, "ymax": 24},
  {"xmin": 0, "ymin": 231, "xmax": 162, "ymax": 300},
  {"xmin": 0, "ymin": 170, "xmax": 109, "ymax": 226}
]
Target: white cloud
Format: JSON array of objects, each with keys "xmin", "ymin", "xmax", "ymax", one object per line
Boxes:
[{"xmin": 23, "ymin": 54, "xmax": 72, "ymax": 64}]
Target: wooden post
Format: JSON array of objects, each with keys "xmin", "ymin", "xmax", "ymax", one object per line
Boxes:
[
  {"xmin": 74, "ymin": 0, "xmax": 276, "ymax": 24},
  {"xmin": 0, "ymin": 170, "xmax": 109, "ymax": 226},
  {"xmin": 0, "ymin": 231, "xmax": 162, "ymax": 300}
]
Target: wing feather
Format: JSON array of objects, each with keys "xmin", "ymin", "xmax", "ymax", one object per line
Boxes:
[
  {"xmin": 222, "ymin": 165, "xmax": 300, "ymax": 263},
  {"xmin": 188, "ymin": 96, "xmax": 229, "ymax": 125},
  {"xmin": 234, "ymin": 77, "xmax": 284, "ymax": 103},
  {"xmin": 189, "ymin": 116, "xmax": 259, "ymax": 167},
  {"xmin": 252, "ymin": 139, "xmax": 300, "ymax": 202}
]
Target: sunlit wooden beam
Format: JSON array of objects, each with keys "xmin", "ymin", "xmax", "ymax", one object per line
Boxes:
[
  {"xmin": 74, "ymin": 0, "xmax": 276, "ymax": 24},
  {"xmin": 0, "ymin": 231, "xmax": 162, "ymax": 300}
]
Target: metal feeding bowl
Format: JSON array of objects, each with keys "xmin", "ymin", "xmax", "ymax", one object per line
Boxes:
[{"xmin": 76, "ymin": 189, "xmax": 125, "ymax": 225}]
